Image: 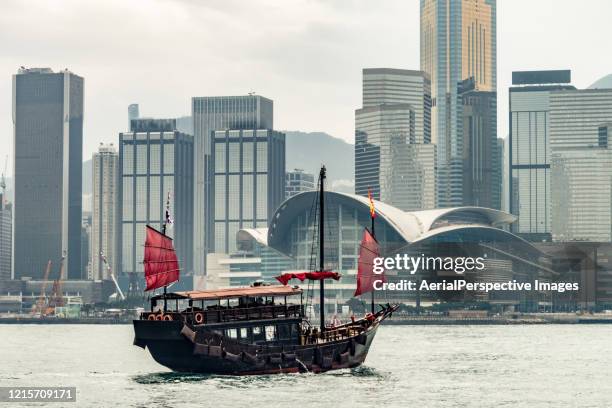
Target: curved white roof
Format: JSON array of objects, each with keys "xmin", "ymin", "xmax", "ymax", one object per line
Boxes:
[
  {"xmin": 237, "ymin": 228, "xmax": 268, "ymax": 246},
  {"xmin": 333, "ymin": 192, "xmax": 516, "ymax": 239},
  {"xmin": 264, "ymin": 191, "xmax": 518, "ymax": 252},
  {"xmin": 589, "ymin": 74, "xmax": 612, "ymax": 89}
]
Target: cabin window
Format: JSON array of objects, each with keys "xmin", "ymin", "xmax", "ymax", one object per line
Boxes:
[
  {"xmin": 277, "ymin": 324, "xmax": 290, "ymax": 340},
  {"xmin": 240, "ymin": 327, "xmax": 248, "ymax": 339},
  {"xmin": 265, "ymin": 325, "xmax": 276, "ymax": 341},
  {"xmin": 291, "ymin": 324, "xmax": 300, "ymax": 338},
  {"xmin": 226, "ymin": 328, "xmax": 238, "ymax": 339},
  {"xmin": 252, "ymin": 326, "xmax": 265, "ymax": 342}
]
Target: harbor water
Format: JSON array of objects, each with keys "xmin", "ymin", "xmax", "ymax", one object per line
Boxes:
[{"xmin": 2, "ymin": 324, "xmax": 611, "ymax": 407}]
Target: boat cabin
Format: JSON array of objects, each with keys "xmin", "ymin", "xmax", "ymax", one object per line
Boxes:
[{"xmin": 143, "ymin": 285, "xmax": 305, "ymax": 346}]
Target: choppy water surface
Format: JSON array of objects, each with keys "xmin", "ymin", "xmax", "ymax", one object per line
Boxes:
[{"xmin": 2, "ymin": 324, "xmax": 611, "ymax": 407}]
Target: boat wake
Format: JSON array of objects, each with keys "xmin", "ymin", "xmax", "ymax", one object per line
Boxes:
[
  {"xmin": 132, "ymin": 372, "xmax": 214, "ymax": 384},
  {"xmin": 327, "ymin": 366, "xmax": 388, "ymax": 379},
  {"xmin": 132, "ymin": 366, "xmax": 388, "ymax": 388}
]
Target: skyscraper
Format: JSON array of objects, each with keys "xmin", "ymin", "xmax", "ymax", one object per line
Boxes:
[
  {"xmin": 192, "ymin": 95, "xmax": 273, "ymax": 275},
  {"xmin": 420, "ymin": 0, "xmax": 497, "ymax": 208},
  {"xmin": 362, "ymin": 68, "xmax": 432, "ymax": 143},
  {"xmin": 355, "ymin": 69, "xmax": 436, "ymax": 211},
  {"xmin": 286, "ymin": 169, "xmax": 315, "ymax": 199},
  {"xmin": 82, "ymin": 212, "xmax": 91, "ymax": 279},
  {"xmin": 549, "ymin": 89, "xmax": 612, "ymax": 242},
  {"xmin": 549, "ymin": 89, "xmax": 612, "ymax": 150},
  {"xmin": 91, "ymin": 144, "xmax": 119, "ymax": 280},
  {"xmin": 0, "ymin": 165, "xmax": 10, "ymax": 280},
  {"xmin": 509, "ymin": 70, "xmax": 574, "ymax": 240},
  {"xmin": 458, "ymin": 78, "xmax": 499, "ymax": 209},
  {"xmin": 211, "ymin": 129, "xmax": 285, "ymax": 254},
  {"xmin": 551, "ymin": 143, "xmax": 612, "ymax": 242},
  {"xmin": 119, "ymin": 119, "xmax": 194, "ymax": 290},
  {"xmin": 0, "ymin": 202, "xmax": 11, "ymax": 280},
  {"xmin": 12, "ymin": 67, "xmax": 83, "ymax": 280}
]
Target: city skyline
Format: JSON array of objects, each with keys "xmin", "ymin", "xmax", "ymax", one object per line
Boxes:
[{"xmin": 2, "ymin": 0, "xmax": 612, "ymax": 177}]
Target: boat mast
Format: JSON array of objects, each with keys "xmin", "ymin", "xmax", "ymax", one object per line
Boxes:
[
  {"xmin": 319, "ymin": 165, "xmax": 326, "ymax": 333},
  {"xmin": 371, "ymin": 214, "xmax": 375, "ymax": 314},
  {"xmin": 368, "ymin": 188, "xmax": 377, "ymax": 314},
  {"xmin": 161, "ymin": 191, "xmax": 171, "ymax": 313}
]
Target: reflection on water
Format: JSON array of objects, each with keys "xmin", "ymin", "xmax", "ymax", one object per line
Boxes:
[{"xmin": 2, "ymin": 324, "xmax": 612, "ymax": 407}]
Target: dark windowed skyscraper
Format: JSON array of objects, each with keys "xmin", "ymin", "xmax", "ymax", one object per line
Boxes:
[
  {"xmin": 12, "ymin": 68, "xmax": 83, "ymax": 280},
  {"xmin": 119, "ymin": 119, "xmax": 193, "ymax": 290},
  {"xmin": 192, "ymin": 95, "xmax": 273, "ymax": 276},
  {"xmin": 458, "ymin": 78, "xmax": 499, "ymax": 209}
]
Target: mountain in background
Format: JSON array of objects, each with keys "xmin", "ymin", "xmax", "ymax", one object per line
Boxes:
[{"xmin": 284, "ymin": 131, "xmax": 354, "ymax": 193}]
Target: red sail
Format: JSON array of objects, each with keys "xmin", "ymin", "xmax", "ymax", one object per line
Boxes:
[
  {"xmin": 354, "ymin": 228, "xmax": 385, "ymax": 296},
  {"xmin": 143, "ymin": 225, "xmax": 180, "ymax": 291},
  {"xmin": 275, "ymin": 271, "xmax": 341, "ymax": 286}
]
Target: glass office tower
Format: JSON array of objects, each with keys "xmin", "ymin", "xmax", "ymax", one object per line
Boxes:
[
  {"xmin": 355, "ymin": 69, "xmax": 435, "ymax": 211},
  {"xmin": 211, "ymin": 129, "xmax": 285, "ymax": 254},
  {"xmin": 420, "ymin": 0, "xmax": 497, "ymax": 208},
  {"xmin": 362, "ymin": 68, "xmax": 432, "ymax": 143},
  {"xmin": 550, "ymin": 90, "xmax": 612, "ymax": 242},
  {"xmin": 12, "ymin": 68, "xmax": 83, "ymax": 280},
  {"xmin": 192, "ymin": 95, "xmax": 273, "ymax": 276},
  {"xmin": 458, "ymin": 78, "xmax": 500, "ymax": 209},
  {"xmin": 509, "ymin": 70, "xmax": 574, "ymax": 241},
  {"xmin": 355, "ymin": 104, "xmax": 436, "ymax": 211},
  {"xmin": 119, "ymin": 119, "xmax": 193, "ymax": 288}
]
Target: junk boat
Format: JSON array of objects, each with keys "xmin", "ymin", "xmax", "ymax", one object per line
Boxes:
[{"xmin": 133, "ymin": 166, "xmax": 397, "ymax": 375}]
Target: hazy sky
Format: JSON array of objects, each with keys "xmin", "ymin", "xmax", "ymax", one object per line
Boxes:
[{"xmin": 2, "ymin": 0, "xmax": 612, "ymax": 178}]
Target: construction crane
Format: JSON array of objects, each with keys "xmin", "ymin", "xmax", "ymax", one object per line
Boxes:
[
  {"xmin": 45, "ymin": 255, "xmax": 66, "ymax": 316},
  {"xmin": 100, "ymin": 252, "xmax": 125, "ymax": 301},
  {"xmin": 32, "ymin": 260, "xmax": 52, "ymax": 316}
]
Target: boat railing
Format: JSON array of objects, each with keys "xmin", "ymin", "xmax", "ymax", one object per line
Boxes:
[
  {"xmin": 301, "ymin": 324, "xmax": 366, "ymax": 345},
  {"xmin": 142, "ymin": 304, "xmax": 304, "ymax": 324}
]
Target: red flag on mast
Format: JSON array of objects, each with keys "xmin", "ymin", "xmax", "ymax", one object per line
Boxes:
[
  {"xmin": 368, "ymin": 188, "xmax": 377, "ymax": 219},
  {"xmin": 354, "ymin": 228, "xmax": 385, "ymax": 296},
  {"xmin": 143, "ymin": 225, "xmax": 180, "ymax": 291}
]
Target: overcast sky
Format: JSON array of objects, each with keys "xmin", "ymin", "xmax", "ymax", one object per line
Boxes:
[{"xmin": 2, "ymin": 0, "xmax": 612, "ymax": 177}]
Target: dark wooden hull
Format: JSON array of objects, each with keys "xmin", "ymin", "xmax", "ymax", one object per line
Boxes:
[{"xmin": 133, "ymin": 319, "xmax": 381, "ymax": 375}]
